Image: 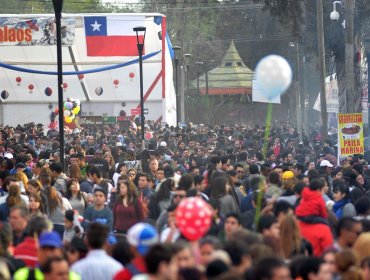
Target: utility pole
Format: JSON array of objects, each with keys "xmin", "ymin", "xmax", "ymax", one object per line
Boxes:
[
  {"xmin": 180, "ymin": 65, "xmax": 185, "ymax": 123},
  {"xmin": 344, "ymin": 0, "xmax": 355, "ymax": 113},
  {"xmin": 317, "ymin": 0, "xmax": 328, "ymax": 141},
  {"xmin": 294, "ymin": 41, "xmax": 303, "ymax": 142}
]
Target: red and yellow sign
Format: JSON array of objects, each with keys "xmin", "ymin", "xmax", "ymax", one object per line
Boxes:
[{"xmin": 338, "ymin": 113, "xmax": 364, "ymax": 156}]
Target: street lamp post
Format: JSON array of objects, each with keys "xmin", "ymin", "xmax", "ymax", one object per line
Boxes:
[
  {"xmin": 290, "ymin": 41, "xmax": 303, "ymax": 141},
  {"xmin": 172, "ymin": 46, "xmax": 181, "ymax": 126},
  {"xmin": 317, "ymin": 0, "xmax": 328, "ymax": 140},
  {"xmin": 196, "ymin": 62, "xmax": 203, "ymax": 95},
  {"xmin": 183, "ymin": 53, "xmax": 191, "ymax": 123},
  {"xmin": 52, "ymin": 0, "xmax": 65, "ymax": 171},
  {"xmin": 133, "ymin": 26, "xmax": 147, "ymax": 143},
  {"xmin": 205, "ymin": 61, "xmax": 209, "ymax": 96}
]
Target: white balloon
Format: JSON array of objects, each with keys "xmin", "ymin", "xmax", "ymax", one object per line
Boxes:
[
  {"xmin": 255, "ymin": 55, "xmax": 293, "ymax": 100},
  {"xmin": 64, "ymin": 110, "xmax": 71, "ymax": 117}
]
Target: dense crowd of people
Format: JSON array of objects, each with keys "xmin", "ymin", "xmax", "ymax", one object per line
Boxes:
[{"xmin": 0, "ymin": 120, "xmax": 369, "ymax": 279}]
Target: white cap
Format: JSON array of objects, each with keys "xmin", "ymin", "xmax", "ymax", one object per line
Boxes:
[
  {"xmin": 116, "ymin": 142, "xmax": 123, "ymax": 147},
  {"xmin": 4, "ymin": 153, "xmax": 13, "ymax": 159},
  {"xmin": 160, "ymin": 141, "xmax": 167, "ymax": 147},
  {"xmin": 320, "ymin": 160, "xmax": 334, "ymax": 168}
]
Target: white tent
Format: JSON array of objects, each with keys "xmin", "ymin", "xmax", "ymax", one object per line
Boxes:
[{"xmin": 0, "ymin": 13, "xmax": 176, "ymax": 127}]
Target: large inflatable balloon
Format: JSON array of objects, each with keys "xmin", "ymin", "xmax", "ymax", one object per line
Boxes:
[
  {"xmin": 175, "ymin": 197, "xmax": 212, "ymax": 241},
  {"xmin": 255, "ymin": 55, "xmax": 293, "ymax": 101}
]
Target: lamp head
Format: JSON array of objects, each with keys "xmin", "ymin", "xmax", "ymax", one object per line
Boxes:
[
  {"xmin": 330, "ymin": 10, "xmax": 340, "ymax": 21},
  {"xmin": 133, "ymin": 26, "xmax": 146, "ymax": 32}
]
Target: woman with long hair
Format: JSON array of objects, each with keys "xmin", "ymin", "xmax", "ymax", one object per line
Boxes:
[
  {"xmin": 148, "ymin": 178, "xmax": 175, "ymax": 220},
  {"xmin": 113, "ymin": 163, "xmax": 128, "ymax": 188},
  {"xmin": 27, "ymin": 179, "xmax": 49, "ymax": 215},
  {"xmin": 127, "ymin": 168, "xmax": 137, "ymax": 182},
  {"xmin": 65, "ymin": 178, "xmax": 88, "ymax": 216},
  {"xmin": 69, "ymin": 163, "xmax": 83, "ymax": 182},
  {"xmin": 333, "ymin": 180, "xmax": 356, "ymax": 219},
  {"xmin": 210, "ymin": 175, "xmax": 238, "ymax": 217},
  {"xmin": 113, "ymin": 177, "xmax": 144, "ymax": 234},
  {"xmin": 39, "ymin": 167, "xmax": 53, "ymax": 189},
  {"xmin": 103, "ymin": 152, "xmax": 116, "ymax": 179},
  {"xmin": 44, "ymin": 182, "xmax": 72, "ymax": 237},
  {"xmin": 280, "ymin": 214, "xmax": 312, "ymax": 259},
  {"xmin": 0, "ymin": 183, "xmax": 24, "ymax": 221},
  {"xmin": 29, "ymin": 193, "xmax": 46, "ymax": 217}
]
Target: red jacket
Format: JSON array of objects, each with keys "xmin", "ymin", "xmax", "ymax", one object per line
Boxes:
[
  {"xmin": 296, "ymin": 188, "xmax": 328, "ymax": 218},
  {"xmin": 114, "ymin": 256, "xmax": 146, "ymax": 280},
  {"xmin": 13, "ymin": 237, "xmax": 38, "ymax": 267},
  {"xmin": 298, "ymin": 221, "xmax": 333, "ymax": 256}
]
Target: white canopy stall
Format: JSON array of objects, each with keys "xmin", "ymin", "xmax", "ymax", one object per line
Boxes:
[{"xmin": 0, "ymin": 13, "xmax": 176, "ymax": 127}]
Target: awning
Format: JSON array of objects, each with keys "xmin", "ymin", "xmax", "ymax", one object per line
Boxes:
[{"xmin": 199, "ymin": 87, "xmax": 252, "ymax": 96}]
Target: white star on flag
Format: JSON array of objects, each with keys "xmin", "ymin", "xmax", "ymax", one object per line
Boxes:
[{"xmin": 91, "ymin": 20, "xmax": 102, "ymax": 32}]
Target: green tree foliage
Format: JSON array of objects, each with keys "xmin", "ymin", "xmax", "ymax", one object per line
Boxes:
[{"xmin": 0, "ymin": 0, "xmax": 131, "ymax": 14}]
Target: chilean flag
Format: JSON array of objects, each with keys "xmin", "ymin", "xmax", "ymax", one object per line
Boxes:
[{"xmin": 84, "ymin": 16, "xmax": 145, "ymax": 57}]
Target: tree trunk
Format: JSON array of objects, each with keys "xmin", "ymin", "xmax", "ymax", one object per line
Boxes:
[
  {"xmin": 337, "ymin": 36, "xmax": 362, "ymax": 114},
  {"xmin": 336, "ymin": 57, "xmax": 347, "ymax": 113}
]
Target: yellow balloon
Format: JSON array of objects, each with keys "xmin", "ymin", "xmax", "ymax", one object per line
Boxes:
[
  {"xmin": 72, "ymin": 105, "xmax": 80, "ymax": 115},
  {"xmin": 65, "ymin": 116, "xmax": 72, "ymax": 123}
]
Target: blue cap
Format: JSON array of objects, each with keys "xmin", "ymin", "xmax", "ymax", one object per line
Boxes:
[
  {"xmin": 127, "ymin": 223, "xmax": 158, "ymax": 255},
  {"xmin": 39, "ymin": 231, "xmax": 63, "ymax": 248}
]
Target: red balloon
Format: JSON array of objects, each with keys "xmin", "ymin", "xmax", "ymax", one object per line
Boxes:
[
  {"xmin": 78, "ymin": 74, "xmax": 84, "ymax": 80},
  {"xmin": 62, "ymin": 83, "xmax": 68, "ymax": 89},
  {"xmin": 113, "ymin": 79, "xmax": 119, "ymax": 85},
  {"xmin": 175, "ymin": 198, "xmax": 212, "ymax": 241},
  {"xmin": 44, "ymin": 87, "xmax": 52, "ymax": 96},
  {"xmin": 28, "ymin": 84, "xmax": 34, "ymax": 90},
  {"xmin": 16, "ymin": 77, "xmax": 22, "ymax": 83},
  {"xmin": 129, "ymin": 72, "xmax": 135, "ymax": 79}
]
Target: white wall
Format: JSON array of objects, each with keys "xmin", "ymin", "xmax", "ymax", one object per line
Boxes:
[{"xmin": 0, "ymin": 99, "xmax": 168, "ymax": 127}]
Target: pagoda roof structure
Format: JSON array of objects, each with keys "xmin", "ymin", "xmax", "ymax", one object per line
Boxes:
[{"xmin": 196, "ymin": 40, "xmax": 253, "ymax": 95}]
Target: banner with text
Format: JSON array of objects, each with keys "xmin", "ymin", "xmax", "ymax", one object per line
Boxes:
[
  {"xmin": 338, "ymin": 113, "xmax": 364, "ymax": 156},
  {"xmin": 0, "ymin": 17, "xmax": 75, "ymax": 46}
]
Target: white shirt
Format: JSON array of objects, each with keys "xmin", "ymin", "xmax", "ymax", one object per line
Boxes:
[{"xmin": 71, "ymin": 249, "xmax": 123, "ymax": 280}]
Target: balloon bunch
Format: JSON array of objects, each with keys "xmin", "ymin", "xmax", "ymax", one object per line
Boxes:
[{"xmin": 63, "ymin": 97, "xmax": 81, "ymax": 124}]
